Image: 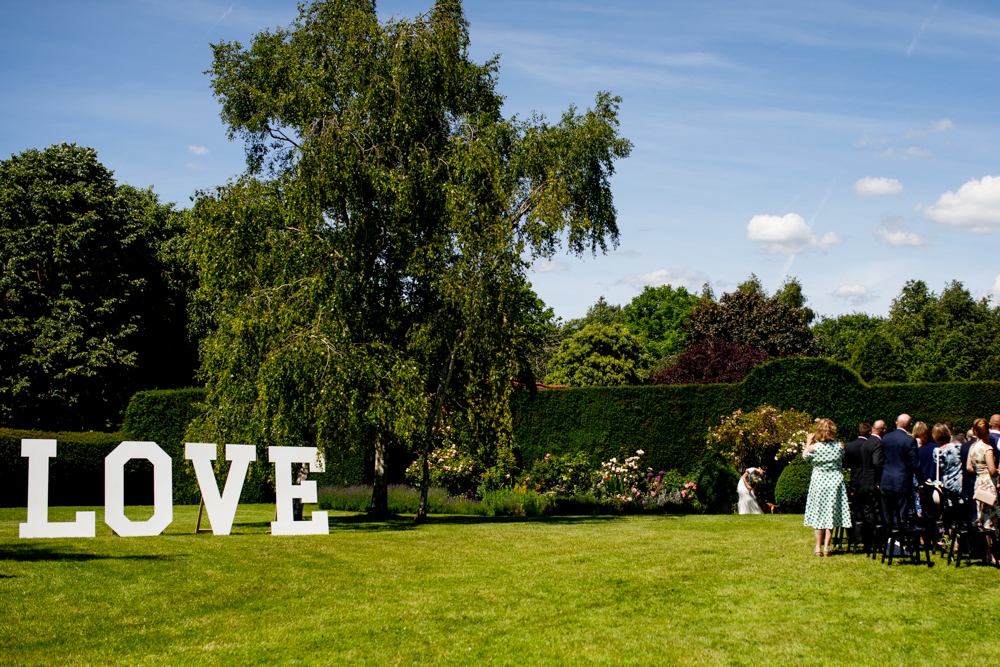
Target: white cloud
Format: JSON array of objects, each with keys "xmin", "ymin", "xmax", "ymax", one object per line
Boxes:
[
  {"xmin": 533, "ymin": 259, "xmax": 571, "ymax": 273},
  {"xmin": 745, "ymin": 213, "xmax": 842, "ymax": 254},
  {"xmin": 833, "ymin": 284, "xmax": 877, "ymax": 305},
  {"xmin": 924, "ymin": 175, "xmax": 1000, "ymax": 232},
  {"xmin": 188, "ymin": 145, "xmax": 209, "ymax": 155},
  {"xmin": 618, "ymin": 268, "xmax": 709, "ymax": 291},
  {"xmin": 930, "ymin": 118, "xmax": 954, "ymax": 133},
  {"xmin": 873, "ymin": 227, "xmax": 925, "ymax": 247},
  {"xmin": 854, "ymin": 177, "xmax": 903, "ymax": 196}
]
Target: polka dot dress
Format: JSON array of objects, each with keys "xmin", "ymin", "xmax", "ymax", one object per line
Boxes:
[{"xmin": 803, "ymin": 441, "xmax": 852, "ymax": 529}]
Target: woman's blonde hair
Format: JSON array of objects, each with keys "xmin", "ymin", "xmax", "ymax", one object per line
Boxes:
[
  {"xmin": 814, "ymin": 418, "xmax": 837, "ymax": 443},
  {"xmin": 912, "ymin": 421, "xmax": 930, "ymax": 442},
  {"xmin": 932, "ymin": 423, "xmax": 951, "ymax": 444}
]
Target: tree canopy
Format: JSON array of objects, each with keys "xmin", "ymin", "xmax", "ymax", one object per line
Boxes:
[
  {"xmin": 0, "ymin": 143, "xmax": 196, "ymax": 430},
  {"xmin": 622, "ymin": 284, "xmax": 700, "ymax": 358},
  {"xmin": 545, "ymin": 323, "xmax": 649, "ymax": 387},
  {"xmin": 814, "ymin": 280, "xmax": 1000, "ymax": 383},
  {"xmin": 196, "ymin": 0, "xmax": 631, "ymax": 515}
]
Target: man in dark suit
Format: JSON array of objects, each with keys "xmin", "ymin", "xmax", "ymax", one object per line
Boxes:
[
  {"xmin": 843, "ymin": 423, "xmax": 871, "ymax": 544},
  {"xmin": 860, "ymin": 420, "xmax": 886, "ymax": 493},
  {"xmin": 990, "ymin": 414, "xmax": 1000, "ymax": 455},
  {"xmin": 857, "ymin": 420, "xmax": 885, "ymax": 552},
  {"xmin": 844, "ymin": 423, "xmax": 871, "ymax": 497},
  {"xmin": 881, "ymin": 414, "xmax": 920, "ymax": 528}
]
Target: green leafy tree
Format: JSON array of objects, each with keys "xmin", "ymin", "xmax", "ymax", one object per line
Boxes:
[
  {"xmin": 199, "ymin": 0, "xmax": 631, "ymax": 518},
  {"xmin": 560, "ymin": 296, "xmax": 626, "ymax": 339},
  {"xmin": 774, "ymin": 277, "xmax": 815, "ymax": 324},
  {"xmin": 545, "ymin": 323, "xmax": 649, "ymax": 387},
  {"xmin": 0, "ymin": 144, "xmax": 196, "ymax": 430},
  {"xmin": 685, "ymin": 278, "xmax": 815, "ymax": 358},
  {"xmin": 622, "ymin": 284, "xmax": 699, "ymax": 359},
  {"xmin": 812, "ymin": 312, "xmax": 884, "ymax": 364}
]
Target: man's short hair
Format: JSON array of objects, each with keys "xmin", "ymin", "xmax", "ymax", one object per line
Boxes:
[{"xmin": 858, "ymin": 423, "xmax": 872, "ymax": 438}]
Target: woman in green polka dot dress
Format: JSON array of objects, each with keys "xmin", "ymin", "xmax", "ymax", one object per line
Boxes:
[{"xmin": 803, "ymin": 418, "xmax": 852, "ymax": 557}]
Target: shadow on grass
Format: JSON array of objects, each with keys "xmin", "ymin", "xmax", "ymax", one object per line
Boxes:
[
  {"xmin": 0, "ymin": 545, "xmax": 181, "ymax": 563},
  {"xmin": 321, "ymin": 512, "xmax": 647, "ymax": 532}
]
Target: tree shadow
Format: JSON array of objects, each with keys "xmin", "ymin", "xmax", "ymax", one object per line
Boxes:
[
  {"xmin": 324, "ymin": 512, "xmax": 643, "ymax": 532},
  {"xmin": 0, "ymin": 545, "xmax": 180, "ymax": 563}
]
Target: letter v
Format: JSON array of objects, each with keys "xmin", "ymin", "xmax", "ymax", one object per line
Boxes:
[{"xmin": 185, "ymin": 443, "xmax": 256, "ymax": 535}]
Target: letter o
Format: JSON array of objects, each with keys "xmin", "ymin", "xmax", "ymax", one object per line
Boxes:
[{"xmin": 105, "ymin": 441, "xmax": 173, "ymax": 537}]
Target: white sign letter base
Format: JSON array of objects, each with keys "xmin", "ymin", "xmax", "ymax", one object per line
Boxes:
[{"xmin": 269, "ymin": 446, "xmax": 329, "ymax": 536}]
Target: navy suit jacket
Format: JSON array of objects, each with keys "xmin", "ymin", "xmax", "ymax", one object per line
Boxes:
[
  {"xmin": 918, "ymin": 443, "xmax": 940, "ymax": 484},
  {"xmin": 960, "ymin": 440, "xmax": 976, "ymax": 499},
  {"xmin": 881, "ymin": 428, "xmax": 920, "ymax": 493}
]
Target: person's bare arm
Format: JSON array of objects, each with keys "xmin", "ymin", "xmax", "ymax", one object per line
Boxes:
[
  {"xmin": 986, "ymin": 448, "xmax": 997, "ymax": 477},
  {"xmin": 805, "ymin": 433, "xmax": 816, "ymax": 453}
]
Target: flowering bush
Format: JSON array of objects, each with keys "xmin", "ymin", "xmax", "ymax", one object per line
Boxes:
[
  {"xmin": 404, "ymin": 443, "xmax": 483, "ymax": 497},
  {"xmin": 776, "ymin": 429, "xmax": 811, "ymax": 460},
  {"xmin": 523, "ymin": 452, "xmax": 596, "ymax": 497},
  {"xmin": 595, "ymin": 450, "xmax": 647, "ymax": 508},
  {"xmin": 706, "ymin": 404, "xmax": 814, "ymax": 471}
]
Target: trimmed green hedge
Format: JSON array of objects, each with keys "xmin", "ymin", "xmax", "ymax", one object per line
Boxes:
[
  {"xmin": 122, "ymin": 388, "xmax": 208, "ymax": 504},
  {"xmin": 513, "ymin": 357, "xmax": 1000, "ymax": 485},
  {"xmin": 0, "ymin": 429, "xmax": 138, "ymax": 507}
]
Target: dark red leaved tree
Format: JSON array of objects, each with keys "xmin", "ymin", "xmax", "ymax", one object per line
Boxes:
[{"xmin": 649, "ymin": 337, "xmax": 768, "ymax": 385}]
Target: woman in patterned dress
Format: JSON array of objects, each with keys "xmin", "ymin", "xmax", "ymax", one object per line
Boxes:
[
  {"xmin": 803, "ymin": 418, "xmax": 852, "ymax": 557},
  {"xmin": 932, "ymin": 425, "xmax": 962, "ymax": 494},
  {"xmin": 967, "ymin": 419, "xmax": 999, "ymax": 564}
]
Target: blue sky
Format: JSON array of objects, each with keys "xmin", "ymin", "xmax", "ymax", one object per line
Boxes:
[{"xmin": 3, "ymin": 1, "xmax": 1000, "ymax": 321}]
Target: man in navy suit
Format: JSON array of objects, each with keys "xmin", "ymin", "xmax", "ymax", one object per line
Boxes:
[
  {"xmin": 990, "ymin": 414, "xmax": 1000, "ymax": 455},
  {"xmin": 880, "ymin": 414, "xmax": 920, "ymax": 527}
]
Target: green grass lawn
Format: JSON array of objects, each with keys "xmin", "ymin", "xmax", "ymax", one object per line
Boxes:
[{"xmin": 0, "ymin": 505, "xmax": 995, "ymax": 666}]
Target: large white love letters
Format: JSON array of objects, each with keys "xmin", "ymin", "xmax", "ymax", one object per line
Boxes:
[
  {"xmin": 269, "ymin": 446, "xmax": 329, "ymax": 536},
  {"xmin": 19, "ymin": 439, "xmax": 96, "ymax": 538},
  {"xmin": 185, "ymin": 443, "xmax": 256, "ymax": 536},
  {"xmin": 105, "ymin": 441, "xmax": 173, "ymax": 537},
  {"xmin": 19, "ymin": 438, "xmax": 331, "ymax": 539}
]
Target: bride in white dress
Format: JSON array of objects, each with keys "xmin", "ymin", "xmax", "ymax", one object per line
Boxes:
[{"xmin": 737, "ymin": 468, "xmax": 764, "ymax": 514}]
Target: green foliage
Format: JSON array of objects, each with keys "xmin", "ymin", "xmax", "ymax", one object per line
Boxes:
[
  {"xmin": 122, "ymin": 388, "xmax": 208, "ymax": 504},
  {"xmin": 773, "ymin": 277, "xmax": 815, "ymax": 324},
  {"xmin": 622, "ymin": 285, "xmax": 700, "ymax": 359},
  {"xmin": 0, "ymin": 429, "xmax": 128, "ymax": 507},
  {"xmin": 318, "ymin": 485, "xmax": 489, "ymax": 515},
  {"xmin": 774, "ymin": 455, "xmax": 812, "ymax": 511},
  {"xmin": 524, "ymin": 451, "xmax": 595, "ymax": 496},
  {"xmin": 515, "ymin": 356, "xmax": 1000, "ymax": 508},
  {"xmin": 706, "ymin": 404, "xmax": 813, "ymax": 472},
  {"xmin": 404, "ymin": 442, "xmax": 483, "ymax": 497},
  {"xmin": 813, "ymin": 280, "xmax": 1000, "ymax": 383},
  {"xmin": 560, "ymin": 296, "xmax": 627, "ymax": 339},
  {"xmin": 202, "ymin": 0, "xmax": 631, "ymax": 514},
  {"xmin": 0, "ymin": 144, "xmax": 197, "ymax": 430},
  {"xmin": 686, "ymin": 280, "xmax": 815, "ymax": 358},
  {"xmin": 545, "ymin": 323, "xmax": 650, "ymax": 387}
]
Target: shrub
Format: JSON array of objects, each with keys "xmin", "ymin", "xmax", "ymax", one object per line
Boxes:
[
  {"xmin": 693, "ymin": 452, "xmax": 740, "ymax": 511},
  {"xmin": 774, "ymin": 455, "xmax": 812, "ymax": 511},
  {"xmin": 480, "ymin": 488, "xmax": 553, "ymax": 517},
  {"xmin": 0, "ymin": 429, "xmax": 134, "ymax": 507},
  {"xmin": 318, "ymin": 485, "xmax": 489, "ymax": 516},
  {"xmin": 404, "ymin": 442, "xmax": 483, "ymax": 497},
  {"xmin": 650, "ymin": 338, "xmax": 767, "ymax": 385},
  {"xmin": 706, "ymin": 404, "xmax": 813, "ymax": 472},
  {"xmin": 523, "ymin": 451, "xmax": 595, "ymax": 496}
]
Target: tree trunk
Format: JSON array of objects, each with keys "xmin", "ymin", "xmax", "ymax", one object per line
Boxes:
[
  {"xmin": 368, "ymin": 433, "xmax": 390, "ymax": 518},
  {"xmin": 414, "ymin": 445, "xmax": 430, "ymax": 524}
]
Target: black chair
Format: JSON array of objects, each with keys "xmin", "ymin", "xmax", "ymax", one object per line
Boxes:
[
  {"xmin": 863, "ymin": 490, "xmax": 887, "ymax": 560},
  {"xmin": 945, "ymin": 492, "xmax": 995, "ymax": 567},
  {"xmin": 881, "ymin": 490, "xmax": 932, "ymax": 566}
]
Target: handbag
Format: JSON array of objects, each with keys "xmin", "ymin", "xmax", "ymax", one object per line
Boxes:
[{"xmin": 974, "ymin": 479, "xmax": 998, "ymax": 506}]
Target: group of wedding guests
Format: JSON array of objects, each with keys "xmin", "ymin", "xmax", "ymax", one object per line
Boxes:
[
  {"xmin": 737, "ymin": 413, "xmax": 1000, "ymax": 558},
  {"xmin": 800, "ymin": 413, "xmax": 1000, "ymax": 558}
]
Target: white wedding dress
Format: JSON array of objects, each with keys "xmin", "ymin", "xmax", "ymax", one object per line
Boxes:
[{"xmin": 737, "ymin": 471, "xmax": 764, "ymax": 514}]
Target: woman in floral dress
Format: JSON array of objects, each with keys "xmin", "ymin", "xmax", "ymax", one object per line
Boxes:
[
  {"xmin": 803, "ymin": 418, "xmax": 852, "ymax": 557},
  {"xmin": 967, "ymin": 419, "xmax": 999, "ymax": 545}
]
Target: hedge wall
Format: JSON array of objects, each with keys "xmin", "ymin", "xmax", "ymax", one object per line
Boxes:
[
  {"xmin": 122, "ymin": 388, "xmax": 209, "ymax": 504},
  {"xmin": 512, "ymin": 357, "xmax": 1000, "ymax": 475},
  {"xmin": 0, "ymin": 429, "xmax": 139, "ymax": 507}
]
